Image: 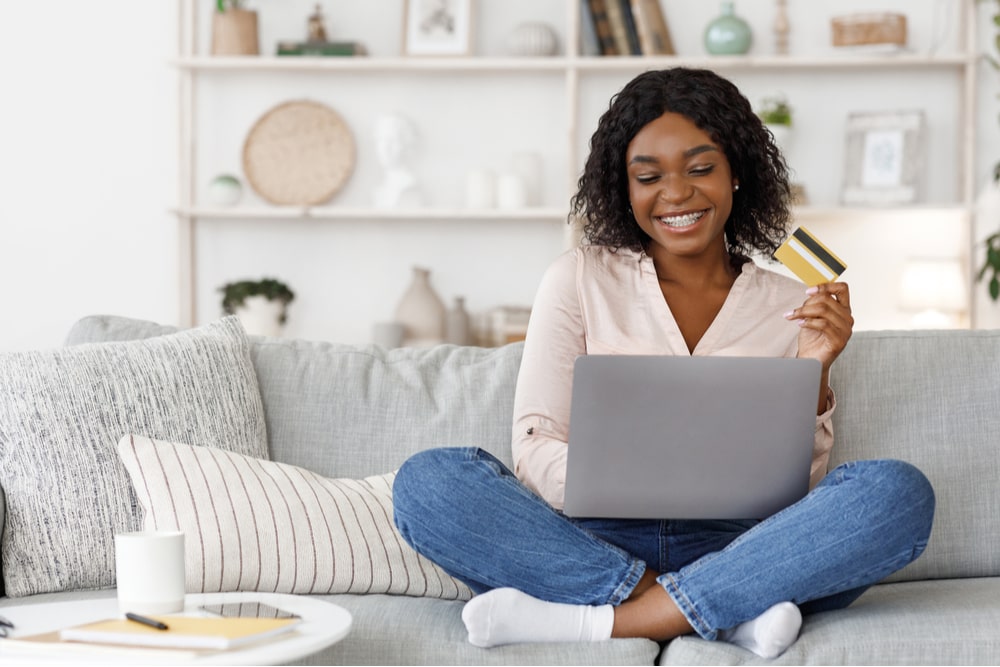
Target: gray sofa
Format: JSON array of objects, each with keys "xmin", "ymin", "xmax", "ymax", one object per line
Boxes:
[{"xmin": 2, "ymin": 314, "xmax": 1000, "ymax": 665}]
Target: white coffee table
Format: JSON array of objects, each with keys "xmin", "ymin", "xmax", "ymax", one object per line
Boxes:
[{"xmin": 0, "ymin": 591, "xmax": 352, "ymax": 665}]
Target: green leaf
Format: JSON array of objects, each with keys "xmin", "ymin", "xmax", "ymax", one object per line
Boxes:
[
  {"xmin": 991, "ymin": 276, "xmax": 1000, "ymax": 301},
  {"xmin": 989, "ymin": 246, "xmax": 1000, "ymax": 268}
]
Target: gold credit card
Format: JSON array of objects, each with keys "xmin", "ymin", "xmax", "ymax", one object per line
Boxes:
[{"xmin": 773, "ymin": 226, "xmax": 847, "ymax": 286}]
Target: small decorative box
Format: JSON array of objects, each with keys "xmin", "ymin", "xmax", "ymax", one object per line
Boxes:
[{"xmin": 831, "ymin": 13, "xmax": 907, "ymax": 48}]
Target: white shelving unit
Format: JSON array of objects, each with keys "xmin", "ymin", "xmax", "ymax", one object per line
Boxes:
[{"xmin": 174, "ymin": 0, "xmax": 981, "ymax": 336}]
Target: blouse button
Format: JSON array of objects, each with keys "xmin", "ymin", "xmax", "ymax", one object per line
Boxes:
[{"xmin": 526, "ymin": 427, "xmax": 534, "ymax": 435}]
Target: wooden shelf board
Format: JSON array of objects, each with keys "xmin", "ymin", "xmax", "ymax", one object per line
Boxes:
[
  {"xmin": 173, "ymin": 206, "xmax": 570, "ymax": 221},
  {"xmin": 172, "ymin": 53, "xmax": 972, "ymax": 73}
]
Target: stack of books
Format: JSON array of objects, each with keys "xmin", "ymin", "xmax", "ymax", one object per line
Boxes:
[
  {"xmin": 276, "ymin": 41, "xmax": 368, "ymax": 57},
  {"xmin": 581, "ymin": 0, "xmax": 675, "ymax": 56}
]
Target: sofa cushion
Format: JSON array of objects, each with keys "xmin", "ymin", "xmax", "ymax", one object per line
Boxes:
[
  {"xmin": 117, "ymin": 434, "xmax": 471, "ymax": 600},
  {"xmin": 244, "ymin": 338, "xmax": 524, "ymax": 479},
  {"xmin": 0, "ymin": 317, "xmax": 267, "ymax": 597},
  {"xmin": 66, "ymin": 315, "xmax": 525, "ymax": 479},
  {"xmin": 311, "ymin": 593, "xmax": 662, "ymax": 665},
  {"xmin": 659, "ymin": 578, "xmax": 1000, "ymax": 665},
  {"xmin": 829, "ymin": 329, "xmax": 1000, "ymax": 583},
  {"xmin": 0, "ymin": 587, "xmax": 662, "ymax": 665}
]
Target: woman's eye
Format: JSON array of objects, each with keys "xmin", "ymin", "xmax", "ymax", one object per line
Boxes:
[
  {"xmin": 635, "ymin": 174, "xmax": 660, "ymax": 184},
  {"xmin": 690, "ymin": 165, "xmax": 715, "ymax": 176}
]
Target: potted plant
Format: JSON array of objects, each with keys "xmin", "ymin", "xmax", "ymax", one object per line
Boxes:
[
  {"xmin": 977, "ymin": 205, "xmax": 1000, "ymax": 302},
  {"xmin": 976, "ymin": 0, "xmax": 1000, "ymax": 302},
  {"xmin": 757, "ymin": 95, "xmax": 807, "ymax": 203},
  {"xmin": 758, "ymin": 95, "xmax": 793, "ymax": 127},
  {"xmin": 219, "ymin": 277, "xmax": 295, "ymax": 337},
  {"xmin": 757, "ymin": 95, "xmax": 793, "ymax": 152}
]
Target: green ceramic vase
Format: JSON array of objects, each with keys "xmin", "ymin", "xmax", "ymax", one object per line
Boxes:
[{"xmin": 704, "ymin": 1, "xmax": 752, "ymax": 55}]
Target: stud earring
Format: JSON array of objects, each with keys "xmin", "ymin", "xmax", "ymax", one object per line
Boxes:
[{"xmin": 733, "ymin": 184, "xmax": 740, "ymax": 192}]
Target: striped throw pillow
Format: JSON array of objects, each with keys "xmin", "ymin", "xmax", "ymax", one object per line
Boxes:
[{"xmin": 116, "ymin": 434, "xmax": 471, "ymax": 600}]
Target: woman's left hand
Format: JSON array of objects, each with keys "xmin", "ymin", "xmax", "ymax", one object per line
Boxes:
[{"xmin": 785, "ymin": 282, "xmax": 854, "ymax": 371}]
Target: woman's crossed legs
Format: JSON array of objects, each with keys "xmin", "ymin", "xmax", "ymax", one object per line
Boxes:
[{"xmin": 393, "ymin": 447, "xmax": 934, "ymax": 657}]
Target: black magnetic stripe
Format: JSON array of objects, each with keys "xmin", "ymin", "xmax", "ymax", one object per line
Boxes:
[{"xmin": 792, "ymin": 228, "xmax": 846, "ymax": 275}]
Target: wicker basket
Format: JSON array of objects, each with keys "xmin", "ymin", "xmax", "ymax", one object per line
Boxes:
[
  {"xmin": 831, "ymin": 13, "xmax": 907, "ymax": 48},
  {"xmin": 242, "ymin": 100, "xmax": 356, "ymax": 206}
]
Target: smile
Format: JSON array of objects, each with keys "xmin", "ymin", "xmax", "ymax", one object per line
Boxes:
[{"xmin": 655, "ymin": 210, "xmax": 705, "ymax": 228}]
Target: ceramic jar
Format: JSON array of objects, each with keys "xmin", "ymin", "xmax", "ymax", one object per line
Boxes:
[
  {"xmin": 704, "ymin": 2, "xmax": 752, "ymax": 55},
  {"xmin": 445, "ymin": 296, "xmax": 472, "ymax": 345},
  {"xmin": 395, "ymin": 266, "xmax": 446, "ymax": 346},
  {"xmin": 465, "ymin": 169, "xmax": 496, "ymax": 208},
  {"xmin": 208, "ymin": 174, "xmax": 243, "ymax": 206},
  {"xmin": 511, "ymin": 152, "xmax": 543, "ymax": 206},
  {"xmin": 496, "ymin": 173, "xmax": 528, "ymax": 209},
  {"xmin": 505, "ymin": 22, "xmax": 559, "ymax": 57}
]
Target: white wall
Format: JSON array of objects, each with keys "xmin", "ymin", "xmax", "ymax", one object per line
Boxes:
[
  {"xmin": 0, "ymin": 2, "xmax": 177, "ymax": 352},
  {"xmin": 2, "ymin": 1, "xmax": 999, "ymax": 352}
]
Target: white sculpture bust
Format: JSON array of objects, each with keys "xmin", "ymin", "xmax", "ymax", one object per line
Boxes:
[{"xmin": 373, "ymin": 112, "xmax": 424, "ymax": 209}]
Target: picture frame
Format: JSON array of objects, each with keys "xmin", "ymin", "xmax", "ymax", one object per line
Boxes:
[
  {"xmin": 841, "ymin": 110, "xmax": 926, "ymax": 205},
  {"xmin": 402, "ymin": 0, "xmax": 473, "ymax": 56}
]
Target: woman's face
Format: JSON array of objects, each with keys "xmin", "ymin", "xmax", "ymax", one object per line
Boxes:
[{"xmin": 625, "ymin": 111, "xmax": 737, "ymax": 265}]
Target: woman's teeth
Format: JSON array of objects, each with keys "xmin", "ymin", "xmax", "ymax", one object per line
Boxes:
[{"xmin": 657, "ymin": 211, "xmax": 702, "ymax": 228}]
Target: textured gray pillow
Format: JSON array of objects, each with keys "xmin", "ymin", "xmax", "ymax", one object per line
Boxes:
[{"xmin": 0, "ymin": 316, "xmax": 268, "ymax": 597}]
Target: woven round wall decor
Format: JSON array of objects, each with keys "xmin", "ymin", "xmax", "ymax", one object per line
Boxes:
[{"xmin": 242, "ymin": 100, "xmax": 356, "ymax": 206}]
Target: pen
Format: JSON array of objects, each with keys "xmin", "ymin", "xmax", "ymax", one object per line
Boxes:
[
  {"xmin": 0, "ymin": 613, "xmax": 13, "ymax": 638},
  {"xmin": 125, "ymin": 612, "xmax": 169, "ymax": 630}
]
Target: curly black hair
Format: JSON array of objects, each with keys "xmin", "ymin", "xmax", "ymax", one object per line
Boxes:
[{"xmin": 570, "ymin": 67, "xmax": 791, "ymax": 260}]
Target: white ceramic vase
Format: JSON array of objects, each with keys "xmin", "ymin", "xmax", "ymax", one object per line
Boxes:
[{"xmin": 395, "ymin": 267, "xmax": 446, "ymax": 346}]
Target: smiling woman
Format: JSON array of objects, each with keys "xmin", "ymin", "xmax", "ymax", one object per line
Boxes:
[{"xmin": 391, "ymin": 66, "xmax": 935, "ymax": 659}]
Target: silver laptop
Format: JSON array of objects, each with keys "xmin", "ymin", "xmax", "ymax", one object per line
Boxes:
[{"xmin": 563, "ymin": 355, "xmax": 821, "ymax": 520}]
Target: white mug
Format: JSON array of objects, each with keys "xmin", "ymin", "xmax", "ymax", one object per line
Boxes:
[{"xmin": 115, "ymin": 531, "xmax": 186, "ymax": 615}]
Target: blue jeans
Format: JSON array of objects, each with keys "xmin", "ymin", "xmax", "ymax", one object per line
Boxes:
[{"xmin": 393, "ymin": 447, "xmax": 934, "ymax": 640}]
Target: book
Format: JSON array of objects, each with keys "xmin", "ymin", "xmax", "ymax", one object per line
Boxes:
[
  {"xmin": 579, "ymin": 0, "xmax": 602, "ymax": 56},
  {"xmin": 276, "ymin": 40, "xmax": 368, "ymax": 56},
  {"xmin": 59, "ymin": 615, "xmax": 301, "ymax": 650},
  {"xmin": 629, "ymin": 0, "xmax": 676, "ymax": 55},
  {"xmin": 586, "ymin": 0, "xmax": 619, "ymax": 55},
  {"xmin": 616, "ymin": 0, "xmax": 643, "ymax": 55},
  {"xmin": 604, "ymin": 0, "xmax": 638, "ymax": 56}
]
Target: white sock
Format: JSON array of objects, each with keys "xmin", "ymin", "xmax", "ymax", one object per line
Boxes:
[
  {"xmin": 718, "ymin": 601, "xmax": 802, "ymax": 659},
  {"xmin": 461, "ymin": 587, "xmax": 615, "ymax": 648}
]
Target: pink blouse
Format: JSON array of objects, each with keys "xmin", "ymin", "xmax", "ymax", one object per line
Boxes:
[{"xmin": 511, "ymin": 245, "xmax": 835, "ymax": 510}]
